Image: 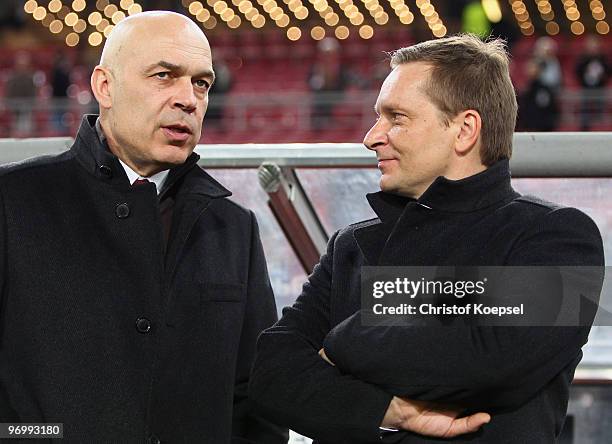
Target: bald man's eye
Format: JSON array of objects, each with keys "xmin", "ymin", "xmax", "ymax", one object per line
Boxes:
[
  {"xmin": 194, "ymin": 79, "xmax": 210, "ymax": 90},
  {"xmin": 154, "ymin": 72, "xmax": 170, "ymax": 79}
]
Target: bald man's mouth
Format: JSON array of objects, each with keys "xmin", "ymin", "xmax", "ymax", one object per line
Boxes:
[{"xmin": 161, "ymin": 123, "xmax": 193, "ymax": 143}]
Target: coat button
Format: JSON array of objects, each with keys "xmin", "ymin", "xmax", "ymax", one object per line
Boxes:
[
  {"xmin": 147, "ymin": 433, "xmax": 160, "ymax": 444},
  {"xmin": 136, "ymin": 317, "xmax": 152, "ymax": 333},
  {"xmin": 115, "ymin": 203, "xmax": 130, "ymax": 219},
  {"xmin": 99, "ymin": 165, "xmax": 112, "ymax": 177}
]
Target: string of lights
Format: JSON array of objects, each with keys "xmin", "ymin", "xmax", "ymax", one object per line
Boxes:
[
  {"xmin": 588, "ymin": 0, "xmax": 609, "ymax": 34},
  {"xmin": 535, "ymin": 0, "xmax": 560, "ymax": 35},
  {"xmin": 415, "ymin": 1, "xmax": 446, "ymax": 38},
  {"xmin": 387, "ymin": 0, "xmax": 414, "ymax": 26},
  {"xmin": 21, "ymin": 1, "xmax": 612, "ymax": 45},
  {"xmin": 508, "ymin": 0, "xmax": 534, "ymax": 36},
  {"xmin": 184, "ymin": 1, "xmax": 215, "ymax": 30},
  {"xmin": 561, "ymin": 0, "xmax": 584, "ymax": 35},
  {"xmin": 24, "ymin": 0, "xmax": 142, "ymax": 46}
]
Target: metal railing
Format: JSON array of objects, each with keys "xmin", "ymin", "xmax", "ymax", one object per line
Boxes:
[{"xmin": 1, "ymin": 132, "xmax": 611, "ymax": 176}]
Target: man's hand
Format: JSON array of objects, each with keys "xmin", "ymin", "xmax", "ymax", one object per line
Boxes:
[
  {"xmin": 382, "ymin": 396, "xmax": 490, "ymax": 438},
  {"xmin": 319, "ymin": 349, "xmax": 489, "ymax": 437}
]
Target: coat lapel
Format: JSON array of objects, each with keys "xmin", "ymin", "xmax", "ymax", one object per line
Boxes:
[
  {"xmin": 163, "ymin": 166, "xmax": 231, "ymax": 286},
  {"xmin": 353, "ymin": 192, "xmax": 412, "ymax": 265},
  {"xmin": 354, "ymin": 223, "xmax": 390, "ymax": 265},
  {"xmin": 164, "ymin": 195, "xmax": 211, "ymax": 284}
]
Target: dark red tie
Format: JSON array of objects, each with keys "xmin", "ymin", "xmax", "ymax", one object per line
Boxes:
[{"xmin": 133, "ymin": 178, "xmax": 150, "ymax": 186}]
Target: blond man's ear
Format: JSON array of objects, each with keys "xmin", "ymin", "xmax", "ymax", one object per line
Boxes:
[{"xmin": 453, "ymin": 109, "xmax": 482, "ymax": 156}]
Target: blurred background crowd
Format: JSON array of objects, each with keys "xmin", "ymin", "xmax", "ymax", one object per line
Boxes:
[{"xmin": 0, "ymin": 0, "xmax": 610, "ymax": 142}]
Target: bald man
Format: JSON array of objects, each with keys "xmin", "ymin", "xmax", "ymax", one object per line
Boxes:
[{"xmin": 0, "ymin": 11, "xmax": 287, "ymax": 443}]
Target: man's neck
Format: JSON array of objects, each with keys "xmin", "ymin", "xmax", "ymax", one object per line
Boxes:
[
  {"xmin": 95, "ymin": 117, "xmax": 169, "ymax": 191},
  {"xmin": 95, "ymin": 117, "xmax": 166, "ymax": 177},
  {"xmin": 409, "ymin": 160, "xmax": 488, "ymax": 200},
  {"xmin": 442, "ymin": 162, "xmax": 488, "ymax": 183}
]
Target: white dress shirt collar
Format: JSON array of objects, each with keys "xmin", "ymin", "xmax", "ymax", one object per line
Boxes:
[{"xmin": 117, "ymin": 158, "xmax": 169, "ymax": 195}]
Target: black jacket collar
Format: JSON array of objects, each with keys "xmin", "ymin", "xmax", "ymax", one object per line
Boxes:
[
  {"xmin": 71, "ymin": 115, "xmax": 231, "ymax": 200},
  {"xmin": 366, "ymin": 159, "xmax": 517, "ymax": 223},
  {"xmin": 356, "ymin": 160, "xmax": 518, "ymax": 265}
]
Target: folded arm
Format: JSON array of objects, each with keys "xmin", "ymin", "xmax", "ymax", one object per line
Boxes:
[
  {"xmin": 323, "ymin": 208, "xmax": 604, "ymax": 410},
  {"xmin": 249, "ymin": 231, "xmax": 393, "ymax": 442},
  {"xmin": 249, "ymin": 229, "xmax": 492, "ymax": 441}
]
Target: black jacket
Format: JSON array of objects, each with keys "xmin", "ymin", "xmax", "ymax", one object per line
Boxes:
[
  {"xmin": 250, "ymin": 160, "xmax": 604, "ymax": 443},
  {"xmin": 0, "ymin": 115, "xmax": 287, "ymax": 443}
]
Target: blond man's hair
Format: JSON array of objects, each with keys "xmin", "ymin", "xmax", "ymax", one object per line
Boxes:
[{"xmin": 390, "ymin": 34, "xmax": 517, "ymax": 165}]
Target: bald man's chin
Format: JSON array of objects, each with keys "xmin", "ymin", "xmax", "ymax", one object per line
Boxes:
[{"xmin": 166, "ymin": 141, "xmax": 197, "ymax": 159}]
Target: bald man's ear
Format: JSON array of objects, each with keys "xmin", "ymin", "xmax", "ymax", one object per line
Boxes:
[
  {"xmin": 453, "ymin": 109, "xmax": 482, "ymax": 156},
  {"xmin": 90, "ymin": 65, "xmax": 113, "ymax": 110}
]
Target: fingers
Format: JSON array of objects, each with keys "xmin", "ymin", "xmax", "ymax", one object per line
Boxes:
[
  {"xmin": 394, "ymin": 397, "xmax": 491, "ymax": 438},
  {"xmin": 444, "ymin": 412, "xmax": 491, "ymax": 438},
  {"xmin": 317, "ymin": 348, "xmax": 335, "ymax": 366}
]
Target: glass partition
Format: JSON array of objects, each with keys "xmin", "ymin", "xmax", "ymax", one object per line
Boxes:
[
  {"xmin": 513, "ymin": 178, "xmax": 612, "ymax": 368},
  {"xmin": 297, "ymin": 169, "xmax": 379, "ymax": 234},
  {"xmin": 207, "ymin": 169, "xmax": 307, "ymax": 315}
]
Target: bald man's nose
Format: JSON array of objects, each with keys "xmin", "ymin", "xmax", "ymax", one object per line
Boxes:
[{"xmin": 173, "ymin": 78, "xmax": 198, "ymax": 114}]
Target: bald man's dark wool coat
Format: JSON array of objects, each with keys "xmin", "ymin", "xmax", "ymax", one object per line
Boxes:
[{"xmin": 0, "ymin": 115, "xmax": 287, "ymax": 443}]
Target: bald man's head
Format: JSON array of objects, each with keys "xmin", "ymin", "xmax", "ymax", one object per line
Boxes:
[
  {"xmin": 90, "ymin": 11, "xmax": 215, "ymax": 176},
  {"xmin": 99, "ymin": 11, "xmax": 209, "ymax": 77}
]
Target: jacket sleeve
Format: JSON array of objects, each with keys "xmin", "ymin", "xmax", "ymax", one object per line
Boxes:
[
  {"xmin": 322, "ymin": 207, "xmax": 604, "ymax": 411},
  {"xmin": 0, "ymin": 186, "xmax": 17, "ymax": 421},
  {"xmin": 232, "ymin": 211, "xmax": 289, "ymax": 443},
  {"xmin": 249, "ymin": 230, "xmax": 394, "ymax": 443}
]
